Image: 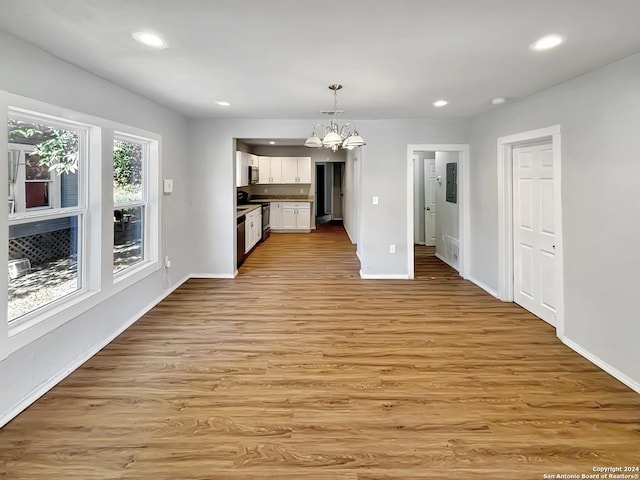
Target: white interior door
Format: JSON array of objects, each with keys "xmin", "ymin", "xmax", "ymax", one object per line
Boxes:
[
  {"xmin": 423, "ymin": 158, "xmax": 437, "ymax": 246},
  {"xmin": 513, "ymin": 143, "xmax": 557, "ymax": 327}
]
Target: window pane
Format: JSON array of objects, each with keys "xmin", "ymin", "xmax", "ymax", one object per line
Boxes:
[
  {"xmin": 25, "ymin": 153, "xmax": 50, "ymax": 180},
  {"xmin": 8, "ymin": 216, "xmax": 80, "ymax": 321},
  {"xmin": 8, "ymin": 118, "xmax": 79, "ymax": 211},
  {"xmin": 114, "ymin": 140, "xmax": 143, "ymax": 204},
  {"xmin": 114, "ymin": 206, "xmax": 144, "ymax": 273},
  {"xmin": 25, "ymin": 182, "xmax": 50, "ymax": 208}
]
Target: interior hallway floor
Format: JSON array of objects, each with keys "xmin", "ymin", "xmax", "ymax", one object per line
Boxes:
[{"xmin": 1, "ymin": 226, "xmax": 639, "ymax": 479}]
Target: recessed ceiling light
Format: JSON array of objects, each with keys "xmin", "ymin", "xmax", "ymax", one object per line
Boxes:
[
  {"xmin": 132, "ymin": 31, "xmax": 168, "ymax": 49},
  {"xmin": 491, "ymin": 97, "xmax": 507, "ymax": 105},
  {"xmin": 269, "ymin": 141, "xmax": 276, "ymax": 145},
  {"xmin": 530, "ymin": 34, "xmax": 565, "ymax": 51},
  {"xmin": 214, "ymin": 101, "xmax": 232, "ymax": 107},
  {"xmin": 433, "ymin": 100, "xmax": 448, "ymax": 107}
]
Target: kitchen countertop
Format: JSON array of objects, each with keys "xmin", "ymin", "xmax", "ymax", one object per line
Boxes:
[
  {"xmin": 250, "ymin": 196, "xmax": 314, "ymax": 203},
  {"xmin": 236, "ymin": 204, "xmax": 261, "ymax": 218}
]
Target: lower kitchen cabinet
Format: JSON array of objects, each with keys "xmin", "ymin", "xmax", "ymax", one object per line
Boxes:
[
  {"xmin": 270, "ymin": 201, "xmax": 283, "ymax": 229},
  {"xmin": 245, "ymin": 208, "xmax": 262, "ymax": 253},
  {"xmin": 269, "ymin": 201, "xmax": 310, "ymax": 232},
  {"xmin": 281, "ymin": 202, "xmax": 310, "ymax": 231}
]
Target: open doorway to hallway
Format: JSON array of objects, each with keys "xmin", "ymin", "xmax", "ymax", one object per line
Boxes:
[
  {"xmin": 413, "ymin": 151, "xmax": 460, "ymax": 272},
  {"xmin": 315, "ymin": 162, "xmax": 345, "ymax": 227},
  {"xmin": 406, "ymin": 144, "xmax": 469, "ymax": 280}
]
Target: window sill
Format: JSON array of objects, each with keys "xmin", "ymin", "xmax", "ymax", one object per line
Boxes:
[
  {"xmin": 8, "ymin": 288, "xmax": 101, "ymax": 353},
  {"xmin": 7, "ymin": 260, "xmax": 160, "ymax": 355},
  {"xmin": 113, "ymin": 260, "xmax": 161, "ymax": 292}
]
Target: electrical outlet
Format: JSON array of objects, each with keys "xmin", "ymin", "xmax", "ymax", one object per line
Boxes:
[
  {"xmin": 389, "ymin": 244, "xmax": 396, "ymax": 254},
  {"xmin": 373, "ymin": 196, "xmax": 379, "ymax": 205},
  {"xmin": 300, "ymin": 188, "xmax": 303, "ymax": 194},
  {"xmin": 264, "ymin": 188, "xmax": 268, "ymax": 193}
]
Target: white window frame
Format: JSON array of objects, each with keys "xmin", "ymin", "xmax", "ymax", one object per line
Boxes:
[
  {"xmin": 1, "ymin": 93, "xmax": 161, "ymax": 359},
  {"xmin": 112, "ymin": 132, "xmax": 158, "ymax": 281},
  {"xmin": 6, "ymin": 110, "xmax": 89, "ymax": 329}
]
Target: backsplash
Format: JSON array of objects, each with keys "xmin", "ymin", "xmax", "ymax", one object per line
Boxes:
[{"xmin": 247, "ymin": 184, "xmax": 312, "ymax": 197}]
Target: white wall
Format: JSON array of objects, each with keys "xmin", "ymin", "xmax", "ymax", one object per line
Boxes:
[
  {"xmin": 0, "ymin": 31, "xmax": 191, "ymax": 422},
  {"xmin": 435, "ymin": 151, "xmax": 459, "ymax": 262},
  {"xmin": 332, "ymin": 163, "xmax": 343, "ymax": 220},
  {"xmin": 469, "ymin": 52, "xmax": 640, "ymax": 387},
  {"xmin": 188, "ymin": 119, "xmax": 468, "ymax": 277},
  {"xmin": 357, "ymin": 120, "xmax": 468, "ymax": 276},
  {"xmin": 343, "ymin": 149, "xmax": 358, "ymax": 245}
]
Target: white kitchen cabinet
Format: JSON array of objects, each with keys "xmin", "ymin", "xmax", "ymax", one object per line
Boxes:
[
  {"xmin": 270, "ymin": 201, "xmax": 283, "ymax": 229},
  {"xmin": 244, "ymin": 208, "xmax": 262, "ymax": 253},
  {"xmin": 297, "ymin": 157, "xmax": 312, "ymax": 183},
  {"xmin": 280, "ymin": 202, "xmax": 310, "ymax": 231},
  {"xmin": 281, "ymin": 157, "xmax": 311, "ymax": 183},
  {"xmin": 296, "ymin": 203, "xmax": 311, "ymax": 229},
  {"xmin": 235, "ymin": 151, "xmax": 249, "ymax": 187},
  {"xmin": 281, "ymin": 205, "xmax": 296, "ymax": 229},
  {"xmin": 258, "ymin": 156, "xmax": 282, "ymax": 184}
]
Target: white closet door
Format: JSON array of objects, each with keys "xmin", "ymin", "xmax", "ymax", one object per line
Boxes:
[{"xmin": 513, "ymin": 143, "xmax": 557, "ymax": 327}]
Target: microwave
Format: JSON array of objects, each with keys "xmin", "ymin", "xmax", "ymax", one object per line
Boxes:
[{"xmin": 249, "ymin": 165, "xmax": 259, "ymax": 184}]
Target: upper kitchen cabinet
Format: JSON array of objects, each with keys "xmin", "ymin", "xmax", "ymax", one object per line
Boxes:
[
  {"xmin": 236, "ymin": 152, "xmax": 260, "ymax": 187},
  {"xmin": 236, "ymin": 151, "xmax": 249, "ymax": 187},
  {"xmin": 258, "ymin": 156, "xmax": 282, "ymax": 184},
  {"xmin": 258, "ymin": 156, "xmax": 311, "ymax": 185},
  {"xmin": 282, "ymin": 157, "xmax": 311, "ymax": 183}
]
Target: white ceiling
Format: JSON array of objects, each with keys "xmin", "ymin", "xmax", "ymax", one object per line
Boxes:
[{"xmin": 1, "ymin": 0, "xmax": 639, "ymax": 120}]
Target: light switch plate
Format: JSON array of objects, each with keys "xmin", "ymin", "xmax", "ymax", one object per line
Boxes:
[
  {"xmin": 163, "ymin": 179, "xmax": 174, "ymax": 193},
  {"xmin": 373, "ymin": 196, "xmax": 379, "ymax": 205}
]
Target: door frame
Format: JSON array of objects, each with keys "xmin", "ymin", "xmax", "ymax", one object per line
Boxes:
[
  {"xmin": 497, "ymin": 125, "xmax": 565, "ymax": 337},
  {"xmin": 406, "ymin": 144, "xmax": 470, "ymax": 280}
]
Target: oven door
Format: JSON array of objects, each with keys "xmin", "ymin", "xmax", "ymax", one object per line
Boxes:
[{"xmin": 261, "ymin": 203, "xmax": 270, "ymax": 241}]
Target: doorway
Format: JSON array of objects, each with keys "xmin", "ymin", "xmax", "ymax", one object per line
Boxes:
[
  {"xmin": 413, "ymin": 151, "xmax": 460, "ymax": 272},
  {"xmin": 406, "ymin": 144, "xmax": 469, "ymax": 280},
  {"xmin": 315, "ymin": 162, "xmax": 345, "ymax": 226},
  {"xmin": 497, "ymin": 125, "xmax": 564, "ymax": 336}
]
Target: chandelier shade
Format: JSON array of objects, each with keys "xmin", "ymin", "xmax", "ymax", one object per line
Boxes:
[
  {"xmin": 304, "ymin": 134, "xmax": 323, "ymax": 148},
  {"xmin": 305, "ymin": 84, "xmax": 366, "ymax": 152}
]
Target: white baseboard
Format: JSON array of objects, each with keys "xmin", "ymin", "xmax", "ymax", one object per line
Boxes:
[
  {"xmin": 561, "ymin": 336, "xmax": 640, "ymax": 395},
  {"xmin": 190, "ymin": 272, "xmax": 236, "ymax": 279},
  {"xmin": 466, "ymin": 275, "xmax": 499, "ymax": 298},
  {"xmin": 359, "ymin": 270, "xmax": 410, "ymax": 280},
  {"xmin": 435, "ymin": 252, "xmax": 459, "ymax": 272},
  {"xmin": 0, "ymin": 274, "xmax": 190, "ymax": 428}
]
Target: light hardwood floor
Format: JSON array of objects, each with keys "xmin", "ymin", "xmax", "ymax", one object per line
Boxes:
[{"xmin": 1, "ymin": 224, "xmax": 639, "ymax": 479}]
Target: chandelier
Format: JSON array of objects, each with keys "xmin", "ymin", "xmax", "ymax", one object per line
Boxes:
[{"xmin": 304, "ymin": 84, "xmax": 366, "ymax": 151}]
